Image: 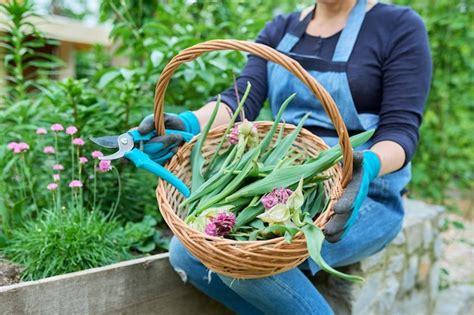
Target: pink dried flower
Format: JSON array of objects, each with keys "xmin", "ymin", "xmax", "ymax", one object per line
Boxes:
[
  {"xmin": 261, "ymin": 188, "xmax": 294, "ymax": 210},
  {"xmin": 228, "ymin": 126, "xmax": 239, "ymax": 144},
  {"xmin": 72, "ymin": 138, "xmax": 85, "ymax": 146},
  {"xmin": 47, "ymin": 183, "xmax": 58, "ymax": 191},
  {"xmin": 204, "ymin": 212, "xmax": 236, "ymax": 237},
  {"xmin": 66, "ymin": 126, "xmax": 78, "ymax": 135},
  {"xmin": 51, "ymin": 124, "xmax": 64, "ymax": 132},
  {"xmin": 97, "ymin": 160, "xmax": 112, "ymax": 172},
  {"xmin": 7, "ymin": 142, "xmax": 18, "ymax": 151},
  {"xmin": 91, "ymin": 151, "xmax": 103, "ymax": 159},
  {"xmin": 53, "ymin": 174, "xmax": 60, "ymax": 181},
  {"xmin": 10, "ymin": 142, "xmax": 30, "ymax": 153},
  {"xmin": 53, "ymin": 164, "xmax": 64, "ymax": 171},
  {"xmin": 69, "ymin": 180, "xmax": 83, "ymax": 188},
  {"xmin": 36, "ymin": 128, "xmax": 47, "ymax": 135},
  {"xmin": 17, "ymin": 142, "xmax": 29, "ymax": 151},
  {"xmin": 43, "ymin": 146, "xmax": 55, "ymax": 154},
  {"xmin": 79, "ymin": 156, "xmax": 88, "ymax": 164}
]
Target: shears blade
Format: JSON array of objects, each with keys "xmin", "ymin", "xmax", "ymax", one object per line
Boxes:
[{"xmin": 89, "ymin": 135, "xmax": 120, "ymax": 149}]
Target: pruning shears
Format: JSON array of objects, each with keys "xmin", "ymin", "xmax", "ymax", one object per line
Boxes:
[{"xmin": 90, "ymin": 129, "xmax": 193, "ymax": 198}]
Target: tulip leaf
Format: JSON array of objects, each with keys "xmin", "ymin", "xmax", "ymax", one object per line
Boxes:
[{"xmin": 302, "ymin": 224, "xmax": 364, "ymax": 283}]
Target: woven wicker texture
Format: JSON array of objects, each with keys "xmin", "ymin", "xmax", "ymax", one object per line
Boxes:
[{"xmin": 154, "ymin": 40, "xmax": 352, "ymax": 278}]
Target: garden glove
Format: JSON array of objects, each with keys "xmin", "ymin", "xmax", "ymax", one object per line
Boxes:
[
  {"xmin": 138, "ymin": 111, "xmax": 200, "ymax": 165},
  {"xmin": 322, "ymin": 151, "xmax": 381, "ymax": 243}
]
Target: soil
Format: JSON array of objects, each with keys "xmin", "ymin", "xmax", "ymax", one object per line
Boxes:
[{"xmin": 0, "ymin": 260, "xmax": 22, "ymax": 287}]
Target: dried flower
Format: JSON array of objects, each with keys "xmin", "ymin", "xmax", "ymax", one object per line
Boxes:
[
  {"xmin": 43, "ymin": 146, "xmax": 55, "ymax": 154},
  {"xmin": 204, "ymin": 212, "xmax": 236, "ymax": 237},
  {"xmin": 51, "ymin": 124, "xmax": 64, "ymax": 132},
  {"xmin": 47, "ymin": 183, "xmax": 58, "ymax": 191},
  {"xmin": 79, "ymin": 156, "xmax": 88, "ymax": 164},
  {"xmin": 68, "ymin": 180, "xmax": 83, "ymax": 188},
  {"xmin": 261, "ymin": 188, "xmax": 293, "ymax": 210},
  {"xmin": 53, "ymin": 174, "xmax": 60, "ymax": 181},
  {"xmin": 72, "ymin": 138, "xmax": 85, "ymax": 146},
  {"xmin": 91, "ymin": 151, "xmax": 103, "ymax": 159},
  {"xmin": 228, "ymin": 126, "xmax": 239, "ymax": 144},
  {"xmin": 53, "ymin": 164, "xmax": 64, "ymax": 171},
  {"xmin": 66, "ymin": 126, "xmax": 78, "ymax": 135},
  {"xmin": 7, "ymin": 142, "xmax": 18, "ymax": 151},
  {"xmin": 36, "ymin": 128, "xmax": 47, "ymax": 135},
  {"xmin": 97, "ymin": 160, "xmax": 112, "ymax": 172}
]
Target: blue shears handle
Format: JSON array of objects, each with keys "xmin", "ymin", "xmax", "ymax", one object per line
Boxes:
[
  {"xmin": 123, "ymin": 129, "xmax": 193, "ymax": 198},
  {"xmin": 128, "ymin": 129, "xmax": 194, "ymax": 143},
  {"xmin": 124, "ymin": 149, "xmax": 190, "ymax": 197}
]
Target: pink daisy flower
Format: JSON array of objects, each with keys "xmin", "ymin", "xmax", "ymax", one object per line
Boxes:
[
  {"xmin": 43, "ymin": 146, "xmax": 55, "ymax": 154},
  {"xmin": 53, "ymin": 164, "xmax": 64, "ymax": 171},
  {"xmin": 79, "ymin": 156, "xmax": 88, "ymax": 164},
  {"xmin": 91, "ymin": 151, "xmax": 103, "ymax": 159},
  {"xmin": 47, "ymin": 183, "xmax": 58, "ymax": 191},
  {"xmin": 97, "ymin": 160, "xmax": 112, "ymax": 172},
  {"xmin": 51, "ymin": 124, "xmax": 64, "ymax": 132},
  {"xmin": 36, "ymin": 128, "xmax": 47, "ymax": 135},
  {"xmin": 69, "ymin": 180, "xmax": 83, "ymax": 188},
  {"xmin": 7, "ymin": 142, "xmax": 18, "ymax": 151},
  {"xmin": 72, "ymin": 138, "xmax": 85, "ymax": 146},
  {"xmin": 66, "ymin": 126, "xmax": 78, "ymax": 135}
]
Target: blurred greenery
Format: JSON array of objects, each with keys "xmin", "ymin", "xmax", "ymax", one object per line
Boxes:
[{"xmin": 0, "ymin": 0, "xmax": 472, "ymax": 279}]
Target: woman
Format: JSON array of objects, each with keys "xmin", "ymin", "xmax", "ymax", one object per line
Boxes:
[{"xmin": 139, "ymin": 0, "xmax": 432, "ymax": 313}]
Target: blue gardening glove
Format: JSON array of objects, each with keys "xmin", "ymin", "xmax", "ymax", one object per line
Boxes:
[
  {"xmin": 137, "ymin": 111, "xmax": 200, "ymax": 165},
  {"xmin": 322, "ymin": 151, "xmax": 381, "ymax": 243}
]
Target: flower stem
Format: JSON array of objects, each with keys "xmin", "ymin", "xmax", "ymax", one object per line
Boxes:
[
  {"xmin": 108, "ymin": 166, "xmax": 121, "ymax": 220},
  {"xmin": 20, "ymin": 154, "xmax": 38, "ymax": 212},
  {"xmin": 93, "ymin": 160, "xmax": 97, "ymax": 210},
  {"xmin": 70, "ymin": 136, "xmax": 74, "ymax": 181}
]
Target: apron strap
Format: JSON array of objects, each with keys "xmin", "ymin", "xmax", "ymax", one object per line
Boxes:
[
  {"xmin": 332, "ymin": 0, "xmax": 367, "ymax": 62},
  {"xmin": 276, "ymin": 7, "xmax": 314, "ymax": 53}
]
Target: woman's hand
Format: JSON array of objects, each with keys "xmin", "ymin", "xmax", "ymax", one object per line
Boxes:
[
  {"xmin": 322, "ymin": 151, "xmax": 381, "ymax": 242},
  {"xmin": 137, "ymin": 112, "xmax": 201, "ymax": 165}
]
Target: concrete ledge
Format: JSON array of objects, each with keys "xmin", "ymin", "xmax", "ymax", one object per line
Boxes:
[{"xmin": 0, "ymin": 199, "xmax": 444, "ymax": 315}]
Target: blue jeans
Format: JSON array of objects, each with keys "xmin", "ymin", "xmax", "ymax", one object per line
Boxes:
[{"xmin": 168, "ymin": 187, "xmax": 404, "ymax": 315}]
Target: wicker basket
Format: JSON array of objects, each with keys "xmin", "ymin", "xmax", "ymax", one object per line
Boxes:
[{"xmin": 154, "ymin": 40, "xmax": 353, "ymax": 279}]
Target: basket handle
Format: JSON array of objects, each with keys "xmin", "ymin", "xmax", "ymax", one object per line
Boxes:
[{"xmin": 153, "ymin": 39, "xmax": 353, "ymax": 187}]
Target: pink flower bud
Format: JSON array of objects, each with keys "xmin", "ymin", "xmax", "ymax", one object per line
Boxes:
[
  {"xmin": 53, "ymin": 174, "xmax": 60, "ymax": 181},
  {"xmin": 68, "ymin": 180, "xmax": 83, "ymax": 188},
  {"xmin": 43, "ymin": 146, "xmax": 55, "ymax": 154},
  {"xmin": 97, "ymin": 160, "xmax": 112, "ymax": 172},
  {"xmin": 228, "ymin": 126, "xmax": 239, "ymax": 144},
  {"xmin": 53, "ymin": 164, "xmax": 64, "ymax": 171},
  {"xmin": 36, "ymin": 128, "xmax": 47, "ymax": 135},
  {"xmin": 91, "ymin": 150, "xmax": 103, "ymax": 159},
  {"xmin": 72, "ymin": 138, "xmax": 85, "ymax": 146},
  {"xmin": 51, "ymin": 124, "xmax": 64, "ymax": 132},
  {"xmin": 66, "ymin": 126, "xmax": 78, "ymax": 135},
  {"xmin": 79, "ymin": 156, "xmax": 88, "ymax": 164},
  {"xmin": 47, "ymin": 183, "xmax": 58, "ymax": 191},
  {"xmin": 261, "ymin": 188, "xmax": 293, "ymax": 210}
]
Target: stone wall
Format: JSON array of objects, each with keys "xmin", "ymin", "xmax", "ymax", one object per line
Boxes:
[{"xmin": 317, "ymin": 199, "xmax": 445, "ymax": 315}]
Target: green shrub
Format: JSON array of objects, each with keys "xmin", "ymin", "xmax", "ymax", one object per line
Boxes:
[{"xmin": 3, "ymin": 206, "xmax": 129, "ymax": 281}]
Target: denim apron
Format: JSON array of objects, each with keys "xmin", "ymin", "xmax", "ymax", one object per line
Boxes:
[{"xmin": 267, "ymin": 0, "xmax": 412, "ymax": 274}]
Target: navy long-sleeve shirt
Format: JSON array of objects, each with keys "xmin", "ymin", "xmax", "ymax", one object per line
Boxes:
[{"xmin": 213, "ymin": 3, "xmax": 432, "ymax": 164}]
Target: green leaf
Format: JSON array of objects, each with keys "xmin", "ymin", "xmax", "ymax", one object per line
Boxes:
[
  {"xmin": 235, "ymin": 204, "xmax": 265, "ymax": 227},
  {"xmin": 263, "ymin": 112, "xmax": 310, "ymax": 166},
  {"xmin": 151, "ymin": 50, "xmax": 164, "ymax": 67},
  {"xmin": 97, "ymin": 70, "xmax": 120, "ymax": 89},
  {"xmin": 190, "ymin": 95, "xmax": 221, "ymax": 192},
  {"xmin": 302, "ymin": 224, "xmax": 364, "ymax": 283}
]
